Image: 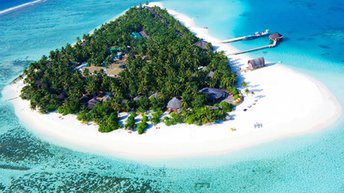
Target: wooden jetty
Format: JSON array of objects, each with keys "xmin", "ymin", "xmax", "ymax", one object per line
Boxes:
[
  {"xmin": 230, "ymin": 41, "xmax": 276, "ymax": 55},
  {"xmin": 221, "ymin": 29, "xmax": 270, "ymax": 43},
  {"xmin": 229, "ymin": 32, "xmax": 283, "ymax": 55}
]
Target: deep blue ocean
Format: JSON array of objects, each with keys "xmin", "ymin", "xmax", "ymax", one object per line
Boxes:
[{"xmin": 1, "ymin": 0, "xmax": 344, "ymax": 192}]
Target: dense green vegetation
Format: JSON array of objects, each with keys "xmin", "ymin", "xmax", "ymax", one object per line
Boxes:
[
  {"xmin": 125, "ymin": 112, "xmax": 136, "ymax": 130},
  {"xmin": 151, "ymin": 110, "xmax": 163, "ymax": 125},
  {"xmin": 20, "ymin": 5, "xmax": 238, "ymax": 133},
  {"xmin": 137, "ymin": 114, "xmax": 149, "ymax": 135}
]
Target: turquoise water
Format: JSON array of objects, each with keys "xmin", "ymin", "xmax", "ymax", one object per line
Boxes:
[{"xmin": 1, "ymin": 0, "xmax": 344, "ymax": 192}]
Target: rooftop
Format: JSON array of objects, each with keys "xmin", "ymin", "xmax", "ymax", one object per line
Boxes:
[
  {"xmin": 199, "ymin": 87, "xmax": 228, "ymax": 101},
  {"xmin": 195, "ymin": 40, "xmax": 211, "ymax": 50},
  {"xmin": 269, "ymin": 32, "xmax": 283, "ymax": 42},
  {"xmin": 167, "ymin": 97, "xmax": 181, "ymax": 110},
  {"xmin": 87, "ymin": 98, "xmax": 100, "ymax": 109}
]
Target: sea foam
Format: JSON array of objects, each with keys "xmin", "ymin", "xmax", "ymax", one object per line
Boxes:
[{"xmin": 0, "ymin": 0, "xmax": 46, "ymax": 15}]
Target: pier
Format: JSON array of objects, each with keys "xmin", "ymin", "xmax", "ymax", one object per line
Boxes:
[
  {"xmin": 230, "ymin": 41, "xmax": 277, "ymax": 55},
  {"xmin": 227, "ymin": 32, "xmax": 283, "ymax": 55},
  {"xmin": 220, "ymin": 29, "xmax": 270, "ymax": 43}
]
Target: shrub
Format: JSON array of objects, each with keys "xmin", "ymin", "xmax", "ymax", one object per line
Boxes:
[
  {"xmin": 163, "ymin": 116, "xmax": 172, "ymax": 126},
  {"xmin": 137, "ymin": 114, "xmax": 148, "ymax": 134},
  {"xmin": 151, "ymin": 110, "xmax": 163, "ymax": 125},
  {"xmin": 218, "ymin": 101, "xmax": 232, "ymax": 112},
  {"xmin": 125, "ymin": 112, "xmax": 136, "ymax": 130}
]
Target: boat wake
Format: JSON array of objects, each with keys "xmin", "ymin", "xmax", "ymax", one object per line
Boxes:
[{"xmin": 0, "ymin": 0, "xmax": 46, "ymax": 15}]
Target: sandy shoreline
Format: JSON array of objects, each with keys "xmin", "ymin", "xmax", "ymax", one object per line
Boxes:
[{"xmin": 2, "ymin": 2, "xmax": 342, "ymax": 161}]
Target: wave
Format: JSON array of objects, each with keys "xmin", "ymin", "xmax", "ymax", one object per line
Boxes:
[{"xmin": 0, "ymin": 0, "xmax": 46, "ymax": 15}]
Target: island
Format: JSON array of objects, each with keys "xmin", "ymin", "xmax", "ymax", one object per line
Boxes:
[
  {"xmin": 3, "ymin": 2, "xmax": 341, "ymax": 160},
  {"xmin": 19, "ymin": 5, "xmax": 239, "ymax": 133}
]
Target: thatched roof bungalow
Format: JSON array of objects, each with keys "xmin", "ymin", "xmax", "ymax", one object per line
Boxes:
[
  {"xmin": 149, "ymin": 93, "xmax": 159, "ymax": 99},
  {"xmin": 167, "ymin": 97, "xmax": 181, "ymax": 111},
  {"xmin": 176, "ymin": 30, "xmax": 184, "ymax": 37},
  {"xmin": 195, "ymin": 67, "xmax": 215, "ymax": 78},
  {"xmin": 87, "ymin": 98, "xmax": 100, "ymax": 109},
  {"xmin": 96, "ymin": 92, "xmax": 112, "ymax": 102},
  {"xmin": 195, "ymin": 40, "xmax": 211, "ymax": 50},
  {"xmin": 269, "ymin": 32, "xmax": 283, "ymax": 42},
  {"xmin": 133, "ymin": 96, "xmax": 142, "ymax": 101},
  {"xmin": 207, "ymin": 71, "xmax": 215, "ymax": 78},
  {"xmin": 247, "ymin": 57, "xmax": 265, "ymax": 70},
  {"xmin": 199, "ymin": 87, "xmax": 228, "ymax": 102},
  {"xmin": 76, "ymin": 62, "xmax": 87, "ymax": 71}
]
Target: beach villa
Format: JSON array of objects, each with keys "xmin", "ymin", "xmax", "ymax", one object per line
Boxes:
[
  {"xmin": 149, "ymin": 93, "xmax": 159, "ymax": 99},
  {"xmin": 269, "ymin": 32, "xmax": 283, "ymax": 43},
  {"xmin": 76, "ymin": 62, "xmax": 88, "ymax": 71},
  {"xmin": 87, "ymin": 98, "xmax": 100, "ymax": 109},
  {"xmin": 247, "ymin": 57, "xmax": 266, "ymax": 70},
  {"xmin": 195, "ymin": 40, "xmax": 212, "ymax": 50},
  {"xmin": 167, "ymin": 97, "xmax": 181, "ymax": 112},
  {"xmin": 199, "ymin": 87, "xmax": 228, "ymax": 103}
]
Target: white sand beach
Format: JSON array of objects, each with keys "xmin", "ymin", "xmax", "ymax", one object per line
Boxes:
[{"xmin": 2, "ymin": 2, "xmax": 342, "ymax": 161}]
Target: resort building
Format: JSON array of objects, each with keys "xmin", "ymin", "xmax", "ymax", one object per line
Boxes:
[
  {"xmin": 247, "ymin": 57, "xmax": 265, "ymax": 70},
  {"xmin": 195, "ymin": 40, "xmax": 211, "ymax": 50},
  {"xmin": 222, "ymin": 95, "xmax": 235, "ymax": 105},
  {"xmin": 207, "ymin": 71, "xmax": 215, "ymax": 79},
  {"xmin": 87, "ymin": 98, "xmax": 100, "ymax": 109},
  {"xmin": 76, "ymin": 62, "xmax": 88, "ymax": 71},
  {"xmin": 269, "ymin": 32, "xmax": 283, "ymax": 42},
  {"xmin": 96, "ymin": 92, "xmax": 112, "ymax": 102},
  {"xmin": 149, "ymin": 93, "xmax": 159, "ymax": 99},
  {"xmin": 133, "ymin": 96, "xmax": 142, "ymax": 101},
  {"xmin": 116, "ymin": 52, "xmax": 123, "ymax": 60},
  {"xmin": 196, "ymin": 66, "xmax": 214, "ymax": 78},
  {"xmin": 167, "ymin": 97, "xmax": 181, "ymax": 112},
  {"xmin": 176, "ymin": 30, "xmax": 184, "ymax": 37},
  {"xmin": 199, "ymin": 87, "xmax": 228, "ymax": 103}
]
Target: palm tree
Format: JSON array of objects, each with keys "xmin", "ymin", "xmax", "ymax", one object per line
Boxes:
[
  {"xmin": 241, "ymin": 81, "xmax": 247, "ymax": 88},
  {"xmin": 244, "ymin": 88, "xmax": 250, "ymax": 96}
]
